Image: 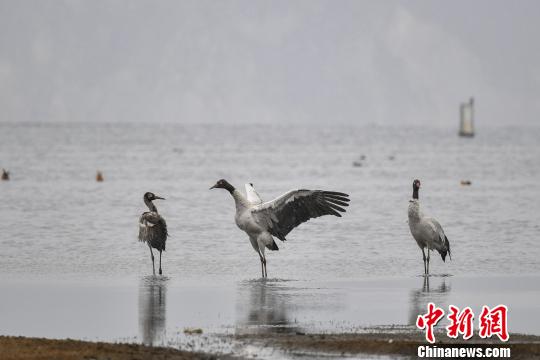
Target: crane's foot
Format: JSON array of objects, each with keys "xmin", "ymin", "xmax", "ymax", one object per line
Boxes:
[{"xmin": 159, "ymin": 269, "xmax": 162, "ymax": 275}]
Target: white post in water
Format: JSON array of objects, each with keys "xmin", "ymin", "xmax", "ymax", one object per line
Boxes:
[{"xmin": 459, "ymin": 97, "xmax": 475, "ymax": 137}]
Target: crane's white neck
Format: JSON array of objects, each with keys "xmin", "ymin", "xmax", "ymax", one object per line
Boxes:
[
  {"xmin": 231, "ymin": 189, "xmax": 250, "ymax": 211},
  {"xmin": 408, "ymin": 199, "xmax": 421, "ymax": 221}
]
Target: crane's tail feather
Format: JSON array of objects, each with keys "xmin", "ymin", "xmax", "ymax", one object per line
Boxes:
[
  {"xmin": 266, "ymin": 240, "xmax": 279, "ymax": 251},
  {"xmin": 437, "ymin": 235, "xmax": 451, "ymax": 262},
  {"xmin": 444, "ymin": 235, "xmax": 451, "ymax": 261}
]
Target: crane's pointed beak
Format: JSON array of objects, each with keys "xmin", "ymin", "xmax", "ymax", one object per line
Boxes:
[
  {"xmin": 209, "ymin": 184, "xmax": 217, "ymax": 190},
  {"xmin": 154, "ymin": 196, "xmax": 165, "ymax": 200}
]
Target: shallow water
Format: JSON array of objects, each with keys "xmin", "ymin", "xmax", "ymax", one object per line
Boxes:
[
  {"xmin": 1, "ymin": 123, "xmax": 539, "ymax": 357},
  {"xmin": 0, "ymin": 275, "xmax": 538, "ymax": 358}
]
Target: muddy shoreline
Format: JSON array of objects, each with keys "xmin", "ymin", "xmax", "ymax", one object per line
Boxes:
[
  {"xmin": 3, "ymin": 332, "xmax": 540, "ymax": 360},
  {"xmin": 235, "ymin": 331, "xmax": 540, "ymax": 359},
  {"xmin": 0, "ymin": 336, "xmax": 228, "ymax": 360}
]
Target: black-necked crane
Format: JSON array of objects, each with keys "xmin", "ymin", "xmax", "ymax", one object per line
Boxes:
[
  {"xmin": 138, "ymin": 192, "xmax": 168, "ymax": 275},
  {"xmin": 210, "ymin": 179, "xmax": 350, "ymax": 278},
  {"xmin": 408, "ymin": 179, "xmax": 451, "ymax": 275}
]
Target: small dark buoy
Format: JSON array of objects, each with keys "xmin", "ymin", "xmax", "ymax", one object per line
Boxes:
[
  {"xmin": 183, "ymin": 328, "xmax": 203, "ymax": 335},
  {"xmin": 352, "ymin": 161, "xmax": 363, "ymax": 167},
  {"xmin": 96, "ymin": 171, "xmax": 104, "ymax": 182},
  {"xmin": 1, "ymin": 168, "xmax": 9, "ymax": 181},
  {"xmin": 460, "ymin": 180, "xmax": 472, "ymax": 186}
]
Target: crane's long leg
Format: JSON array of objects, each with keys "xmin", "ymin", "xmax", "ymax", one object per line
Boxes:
[
  {"xmin": 426, "ymin": 246, "xmax": 431, "ymax": 276},
  {"xmin": 258, "ymin": 253, "xmax": 265, "ymax": 278},
  {"xmin": 262, "ymin": 255, "xmax": 267, "ymax": 278},
  {"xmin": 159, "ymin": 250, "xmax": 163, "ymax": 275},
  {"xmin": 421, "ymin": 248, "xmax": 427, "ymax": 275},
  {"xmin": 148, "ymin": 245, "xmax": 155, "ymax": 275}
]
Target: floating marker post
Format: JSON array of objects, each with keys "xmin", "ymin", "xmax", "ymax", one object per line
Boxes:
[{"xmin": 459, "ymin": 97, "xmax": 475, "ymax": 137}]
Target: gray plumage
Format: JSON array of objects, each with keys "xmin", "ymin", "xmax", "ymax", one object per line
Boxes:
[
  {"xmin": 408, "ymin": 179, "xmax": 451, "ymax": 275},
  {"xmin": 139, "ymin": 212, "xmax": 168, "ymax": 251},
  {"xmin": 139, "ymin": 192, "xmax": 168, "ymax": 275}
]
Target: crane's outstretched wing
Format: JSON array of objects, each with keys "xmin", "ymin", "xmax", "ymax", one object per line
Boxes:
[
  {"xmin": 139, "ymin": 211, "xmax": 168, "ymax": 251},
  {"xmin": 251, "ymin": 189, "xmax": 349, "ymax": 241},
  {"xmin": 245, "ymin": 183, "xmax": 263, "ymax": 205}
]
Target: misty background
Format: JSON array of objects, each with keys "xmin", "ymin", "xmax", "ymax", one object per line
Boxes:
[{"xmin": 0, "ymin": 0, "xmax": 539, "ymax": 126}]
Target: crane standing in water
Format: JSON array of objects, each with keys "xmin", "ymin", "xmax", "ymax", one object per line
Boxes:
[
  {"xmin": 138, "ymin": 192, "xmax": 168, "ymax": 275},
  {"xmin": 408, "ymin": 179, "xmax": 451, "ymax": 275}
]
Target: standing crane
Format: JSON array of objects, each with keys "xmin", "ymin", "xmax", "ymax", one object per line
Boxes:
[
  {"xmin": 138, "ymin": 192, "xmax": 168, "ymax": 275},
  {"xmin": 408, "ymin": 180, "xmax": 451, "ymax": 275}
]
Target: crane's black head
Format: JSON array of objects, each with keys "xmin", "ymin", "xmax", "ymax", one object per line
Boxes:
[
  {"xmin": 209, "ymin": 179, "xmax": 235, "ymax": 193},
  {"xmin": 412, "ymin": 179, "xmax": 421, "ymax": 199},
  {"xmin": 144, "ymin": 192, "xmax": 165, "ymax": 201}
]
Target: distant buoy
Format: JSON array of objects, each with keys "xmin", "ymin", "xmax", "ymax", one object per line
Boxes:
[
  {"xmin": 1, "ymin": 168, "xmax": 9, "ymax": 181},
  {"xmin": 460, "ymin": 180, "xmax": 472, "ymax": 186},
  {"xmin": 96, "ymin": 171, "xmax": 104, "ymax": 182},
  {"xmin": 352, "ymin": 161, "xmax": 363, "ymax": 167},
  {"xmin": 388, "ymin": 155, "xmax": 395, "ymax": 161}
]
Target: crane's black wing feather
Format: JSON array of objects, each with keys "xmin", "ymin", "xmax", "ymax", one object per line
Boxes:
[{"xmin": 252, "ymin": 190, "xmax": 350, "ymax": 241}]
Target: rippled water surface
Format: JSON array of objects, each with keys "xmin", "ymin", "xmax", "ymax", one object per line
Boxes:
[
  {"xmin": 1, "ymin": 123, "xmax": 539, "ymax": 357},
  {"xmin": 1, "ymin": 122, "xmax": 539, "ymax": 280}
]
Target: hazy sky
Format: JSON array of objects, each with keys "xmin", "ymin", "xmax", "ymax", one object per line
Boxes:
[{"xmin": 1, "ymin": 0, "xmax": 539, "ymax": 126}]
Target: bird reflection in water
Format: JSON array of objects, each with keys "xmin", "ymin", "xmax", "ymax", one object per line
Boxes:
[
  {"xmin": 408, "ymin": 276, "xmax": 451, "ymax": 326},
  {"xmin": 236, "ymin": 279, "xmax": 300, "ymax": 335},
  {"xmin": 138, "ymin": 276, "xmax": 168, "ymax": 346}
]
